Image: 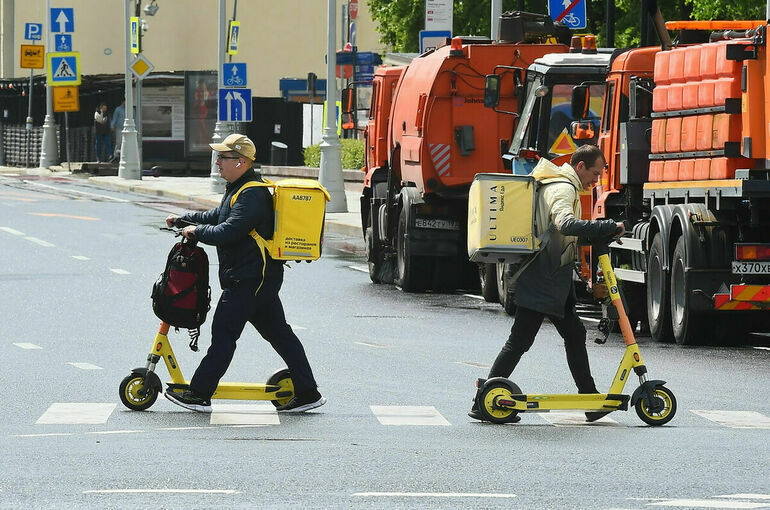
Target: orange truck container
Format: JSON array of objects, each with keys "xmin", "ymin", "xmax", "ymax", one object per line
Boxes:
[
  {"xmin": 581, "ymin": 21, "xmax": 770, "ymax": 346},
  {"xmin": 360, "ymin": 12, "xmax": 572, "ymax": 293}
]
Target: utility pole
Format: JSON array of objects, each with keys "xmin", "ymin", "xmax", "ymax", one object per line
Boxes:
[
  {"xmin": 319, "ymin": 0, "xmax": 347, "ymax": 212},
  {"xmin": 39, "ymin": 0, "xmax": 58, "ymax": 169},
  {"xmin": 209, "ymin": 0, "xmax": 233, "ymax": 193},
  {"xmin": 491, "ymin": 0, "xmax": 502, "ymax": 40},
  {"xmin": 118, "ymin": 0, "xmax": 141, "ymax": 179}
]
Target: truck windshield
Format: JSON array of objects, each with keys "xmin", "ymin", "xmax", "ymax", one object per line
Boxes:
[
  {"xmin": 545, "ymin": 83, "xmax": 604, "ymax": 156},
  {"xmin": 510, "ymin": 73, "xmax": 542, "ymax": 154}
]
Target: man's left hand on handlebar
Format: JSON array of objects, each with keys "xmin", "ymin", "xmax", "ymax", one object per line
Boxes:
[
  {"xmin": 181, "ymin": 225, "xmax": 197, "ymax": 240},
  {"xmin": 165, "ymin": 214, "xmax": 178, "ymax": 228}
]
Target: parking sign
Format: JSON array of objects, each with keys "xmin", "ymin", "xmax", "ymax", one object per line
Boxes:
[{"xmin": 25, "ymin": 23, "xmax": 43, "ymax": 41}]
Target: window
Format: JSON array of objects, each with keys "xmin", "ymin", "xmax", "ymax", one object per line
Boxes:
[
  {"xmin": 369, "ymin": 82, "xmax": 379, "ymax": 120},
  {"xmin": 602, "ymin": 82, "xmax": 615, "ymax": 133}
]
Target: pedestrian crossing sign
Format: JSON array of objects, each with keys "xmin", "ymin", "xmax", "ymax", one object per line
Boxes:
[{"xmin": 47, "ymin": 51, "xmax": 81, "ymax": 86}]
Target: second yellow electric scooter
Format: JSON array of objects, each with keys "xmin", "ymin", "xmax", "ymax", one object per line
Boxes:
[{"xmin": 476, "ymin": 239, "xmax": 677, "ymax": 426}]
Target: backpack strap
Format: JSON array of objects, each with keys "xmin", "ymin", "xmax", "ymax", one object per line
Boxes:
[{"xmin": 230, "ymin": 179, "xmax": 276, "ymax": 295}]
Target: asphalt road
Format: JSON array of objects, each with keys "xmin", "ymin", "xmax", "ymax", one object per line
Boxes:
[{"xmin": 1, "ymin": 175, "xmax": 768, "ymax": 510}]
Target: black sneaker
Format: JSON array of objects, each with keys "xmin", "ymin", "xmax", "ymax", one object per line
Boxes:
[
  {"xmin": 165, "ymin": 389, "xmax": 212, "ymax": 413},
  {"xmin": 585, "ymin": 411, "xmax": 611, "ymax": 422},
  {"xmin": 276, "ymin": 389, "xmax": 326, "ymax": 413}
]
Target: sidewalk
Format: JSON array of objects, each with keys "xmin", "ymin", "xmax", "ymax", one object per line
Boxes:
[{"xmin": 0, "ymin": 163, "xmax": 365, "ymax": 241}]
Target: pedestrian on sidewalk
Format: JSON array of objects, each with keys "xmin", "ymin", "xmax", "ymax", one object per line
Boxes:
[
  {"xmin": 93, "ymin": 103, "xmax": 111, "ymax": 163},
  {"xmin": 110, "ymin": 99, "xmax": 126, "ymax": 162},
  {"xmin": 164, "ymin": 133, "xmax": 325, "ymax": 414},
  {"xmin": 470, "ymin": 145, "xmax": 625, "ymax": 423}
]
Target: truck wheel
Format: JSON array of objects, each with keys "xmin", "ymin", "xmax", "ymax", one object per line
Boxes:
[
  {"xmin": 395, "ymin": 205, "xmax": 428, "ymax": 292},
  {"xmin": 647, "ymin": 233, "xmax": 674, "ymax": 342},
  {"xmin": 365, "ymin": 217, "xmax": 394, "ymax": 284},
  {"xmin": 479, "ymin": 263, "xmax": 499, "ymax": 302},
  {"xmin": 670, "ymin": 236, "xmax": 709, "ymax": 345}
]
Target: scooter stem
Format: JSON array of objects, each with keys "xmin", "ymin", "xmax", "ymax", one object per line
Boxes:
[{"xmin": 597, "ymin": 253, "xmax": 637, "ymax": 346}]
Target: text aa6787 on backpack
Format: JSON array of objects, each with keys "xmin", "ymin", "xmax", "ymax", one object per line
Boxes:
[{"xmin": 151, "ymin": 239, "xmax": 211, "ymax": 350}]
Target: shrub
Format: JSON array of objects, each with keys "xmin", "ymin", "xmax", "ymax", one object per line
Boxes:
[{"xmin": 303, "ymin": 138, "xmax": 364, "ymax": 170}]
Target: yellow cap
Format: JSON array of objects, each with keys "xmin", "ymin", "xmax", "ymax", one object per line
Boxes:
[{"xmin": 209, "ymin": 133, "xmax": 256, "ymax": 161}]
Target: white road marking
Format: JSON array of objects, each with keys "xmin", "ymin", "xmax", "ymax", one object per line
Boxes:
[
  {"xmin": 24, "ymin": 180, "xmax": 130, "ymax": 202},
  {"xmin": 289, "ymin": 324, "xmax": 306, "ymax": 330},
  {"xmin": 354, "ymin": 341, "xmax": 389, "ymax": 349},
  {"xmin": 754, "ymin": 347, "xmax": 770, "ymax": 351},
  {"xmin": 36, "ymin": 403, "xmax": 116, "ymax": 425},
  {"xmin": 68, "ymin": 362, "xmax": 103, "ymax": 370},
  {"xmin": 156, "ymin": 426, "xmax": 217, "ymax": 431},
  {"xmin": 539, "ymin": 411, "xmax": 620, "ymax": 427},
  {"xmin": 24, "ymin": 236, "xmax": 55, "ymax": 247},
  {"xmin": 209, "ymin": 403, "xmax": 279, "ymax": 425},
  {"xmin": 453, "ymin": 361, "xmax": 491, "ymax": 368},
  {"xmin": 691, "ymin": 410, "xmax": 770, "ymax": 429},
  {"xmin": 13, "ymin": 342, "xmax": 42, "ymax": 350},
  {"xmin": 347, "ymin": 264, "xmax": 369, "ymax": 273},
  {"xmin": 12, "ymin": 432, "xmax": 76, "ymax": 438},
  {"xmin": 370, "ymin": 405, "xmax": 451, "ymax": 426},
  {"xmin": 716, "ymin": 495, "xmax": 770, "ymax": 500},
  {"xmin": 71, "ymin": 255, "xmax": 90, "ymax": 261},
  {"xmin": 462, "ymin": 293, "xmax": 484, "ymax": 300},
  {"xmin": 648, "ymin": 499, "xmax": 768, "ymax": 508},
  {"xmin": 110, "ymin": 268, "xmax": 131, "ymax": 275},
  {"xmin": 86, "ymin": 430, "xmax": 142, "ymax": 435},
  {"xmin": 0, "ymin": 226, "xmax": 25, "ymax": 235},
  {"xmin": 352, "ymin": 492, "xmax": 517, "ymax": 499},
  {"xmin": 84, "ymin": 489, "xmax": 239, "ymax": 494}
]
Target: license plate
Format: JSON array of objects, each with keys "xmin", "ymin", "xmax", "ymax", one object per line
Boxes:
[
  {"xmin": 414, "ymin": 217, "xmax": 460, "ymax": 230},
  {"xmin": 732, "ymin": 261, "xmax": 770, "ymax": 274}
]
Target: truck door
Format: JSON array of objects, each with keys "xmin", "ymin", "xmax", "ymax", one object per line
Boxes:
[{"xmin": 367, "ymin": 80, "xmax": 379, "ymax": 170}]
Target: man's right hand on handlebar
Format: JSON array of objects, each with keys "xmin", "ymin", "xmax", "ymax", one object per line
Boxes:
[{"xmin": 166, "ymin": 214, "xmax": 179, "ymax": 228}]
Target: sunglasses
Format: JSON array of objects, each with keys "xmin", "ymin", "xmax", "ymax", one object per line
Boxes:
[{"xmin": 217, "ymin": 154, "xmax": 240, "ymax": 160}]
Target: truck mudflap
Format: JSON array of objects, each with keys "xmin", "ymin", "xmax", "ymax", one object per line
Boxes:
[{"xmin": 713, "ymin": 284, "xmax": 770, "ymax": 310}]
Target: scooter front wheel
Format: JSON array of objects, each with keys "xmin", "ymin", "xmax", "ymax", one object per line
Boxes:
[
  {"xmin": 266, "ymin": 368, "xmax": 294, "ymax": 408},
  {"xmin": 478, "ymin": 379, "xmax": 522, "ymax": 424},
  {"xmin": 119, "ymin": 374, "xmax": 159, "ymax": 411},
  {"xmin": 635, "ymin": 385, "xmax": 677, "ymax": 426}
]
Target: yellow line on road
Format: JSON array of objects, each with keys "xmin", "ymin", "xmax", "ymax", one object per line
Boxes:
[{"xmin": 28, "ymin": 212, "xmax": 100, "ymax": 221}]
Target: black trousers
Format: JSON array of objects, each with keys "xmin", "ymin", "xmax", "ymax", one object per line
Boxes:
[
  {"xmin": 488, "ymin": 295, "xmax": 598, "ymax": 394},
  {"xmin": 190, "ymin": 271, "xmax": 318, "ymax": 399}
]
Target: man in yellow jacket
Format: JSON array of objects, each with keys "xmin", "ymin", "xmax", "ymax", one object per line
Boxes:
[{"xmin": 471, "ymin": 145, "xmax": 625, "ymax": 423}]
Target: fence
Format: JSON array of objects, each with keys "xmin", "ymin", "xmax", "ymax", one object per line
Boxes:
[{"xmin": 0, "ymin": 123, "xmax": 95, "ymax": 167}]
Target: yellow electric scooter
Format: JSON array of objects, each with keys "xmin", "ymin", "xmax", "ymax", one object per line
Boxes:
[
  {"xmin": 119, "ymin": 321, "xmax": 295, "ymax": 411},
  {"xmin": 118, "ymin": 228, "xmax": 294, "ymax": 411},
  {"xmin": 476, "ymin": 239, "xmax": 677, "ymax": 426}
]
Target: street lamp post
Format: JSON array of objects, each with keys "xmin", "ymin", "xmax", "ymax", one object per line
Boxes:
[
  {"xmin": 118, "ymin": 0, "xmax": 141, "ymax": 179},
  {"xmin": 39, "ymin": 0, "xmax": 58, "ymax": 169},
  {"xmin": 209, "ymin": 0, "xmax": 233, "ymax": 193},
  {"xmin": 319, "ymin": 0, "xmax": 347, "ymax": 212}
]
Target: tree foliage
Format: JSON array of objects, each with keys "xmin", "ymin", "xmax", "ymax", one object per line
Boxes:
[{"xmin": 366, "ymin": 0, "xmax": 768, "ymax": 53}]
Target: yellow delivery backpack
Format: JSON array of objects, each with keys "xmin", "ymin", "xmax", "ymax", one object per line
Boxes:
[{"xmin": 230, "ymin": 178, "xmax": 331, "ymax": 267}]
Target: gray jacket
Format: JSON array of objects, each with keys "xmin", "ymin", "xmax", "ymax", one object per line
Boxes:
[{"xmin": 514, "ymin": 158, "xmax": 618, "ymax": 318}]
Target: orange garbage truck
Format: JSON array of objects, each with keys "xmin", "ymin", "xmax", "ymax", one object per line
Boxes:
[
  {"xmin": 360, "ymin": 12, "xmax": 572, "ymax": 292},
  {"xmin": 573, "ymin": 20, "xmax": 770, "ymax": 345}
]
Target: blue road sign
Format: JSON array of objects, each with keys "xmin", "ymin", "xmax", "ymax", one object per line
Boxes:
[
  {"xmin": 218, "ymin": 88, "xmax": 252, "ymax": 122},
  {"xmin": 419, "ymin": 30, "xmax": 451, "ymax": 54},
  {"xmin": 548, "ymin": 0, "xmax": 586, "ymax": 30},
  {"xmin": 50, "ymin": 8, "xmax": 75, "ymax": 33},
  {"xmin": 55, "ymin": 34, "xmax": 72, "ymax": 52},
  {"xmin": 223, "ymin": 63, "xmax": 247, "ymax": 88},
  {"xmin": 25, "ymin": 23, "xmax": 43, "ymax": 41}
]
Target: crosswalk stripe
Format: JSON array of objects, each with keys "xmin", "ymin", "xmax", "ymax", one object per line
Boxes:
[
  {"xmin": 110, "ymin": 268, "xmax": 131, "ymax": 275},
  {"xmin": 209, "ymin": 403, "xmax": 279, "ymax": 425},
  {"xmin": 68, "ymin": 362, "xmax": 103, "ymax": 370},
  {"xmin": 0, "ymin": 226, "xmax": 25, "ymax": 235},
  {"xmin": 370, "ymin": 405, "xmax": 451, "ymax": 426},
  {"xmin": 538, "ymin": 411, "xmax": 620, "ymax": 426},
  {"xmin": 24, "ymin": 236, "xmax": 55, "ymax": 247},
  {"xmin": 691, "ymin": 410, "xmax": 770, "ymax": 429},
  {"xmin": 647, "ymin": 499, "xmax": 768, "ymax": 508},
  {"xmin": 13, "ymin": 342, "xmax": 42, "ymax": 350},
  {"xmin": 36, "ymin": 403, "xmax": 116, "ymax": 425},
  {"xmin": 71, "ymin": 255, "xmax": 90, "ymax": 261}
]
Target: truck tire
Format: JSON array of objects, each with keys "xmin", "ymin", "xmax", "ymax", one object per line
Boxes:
[
  {"xmin": 479, "ymin": 263, "xmax": 499, "ymax": 302},
  {"xmin": 395, "ymin": 204, "xmax": 428, "ymax": 292},
  {"xmin": 670, "ymin": 236, "xmax": 709, "ymax": 345},
  {"xmin": 647, "ymin": 233, "xmax": 674, "ymax": 342}
]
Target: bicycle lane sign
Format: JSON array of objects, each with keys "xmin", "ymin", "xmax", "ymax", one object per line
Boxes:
[{"xmin": 548, "ymin": 0, "xmax": 586, "ymax": 29}]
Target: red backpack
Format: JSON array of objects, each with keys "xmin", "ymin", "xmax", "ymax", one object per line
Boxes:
[{"xmin": 151, "ymin": 239, "xmax": 211, "ymax": 349}]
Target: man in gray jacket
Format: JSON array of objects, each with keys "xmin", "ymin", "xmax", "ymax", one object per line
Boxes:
[{"xmin": 471, "ymin": 145, "xmax": 624, "ymax": 423}]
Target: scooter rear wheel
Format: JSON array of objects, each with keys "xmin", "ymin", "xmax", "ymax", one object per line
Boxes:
[
  {"xmin": 266, "ymin": 368, "xmax": 294, "ymax": 408},
  {"xmin": 635, "ymin": 385, "xmax": 677, "ymax": 426},
  {"xmin": 478, "ymin": 379, "xmax": 522, "ymax": 424},
  {"xmin": 119, "ymin": 374, "xmax": 158, "ymax": 411}
]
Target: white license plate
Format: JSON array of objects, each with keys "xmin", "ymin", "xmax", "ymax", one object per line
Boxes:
[
  {"xmin": 414, "ymin": 217, "xmax": 460, "ymax": 230},
  {"xmin": 732, "ymin": 261, "xmax": 770, "ymax": 274}
]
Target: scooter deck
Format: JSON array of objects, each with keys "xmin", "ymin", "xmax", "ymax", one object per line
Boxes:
[
  {"xmin": 500, "ymin": 393, "xmax": 630, "ymax": 412},
  {"xmin": 166, "ymin": 381, "xmax": 293, "ymax": 401}
]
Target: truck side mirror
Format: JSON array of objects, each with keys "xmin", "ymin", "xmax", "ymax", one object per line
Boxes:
[
  {"xmin": 484, "ymin": 74, "xmax": 501, "ymax": 108},
  {"xmin": 570, "ymin": 120, "xmax": 596, "ymax": 140},
  {"xmin": 571, "ymin": 85, "xmax": 589, "ymax": 120}
]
